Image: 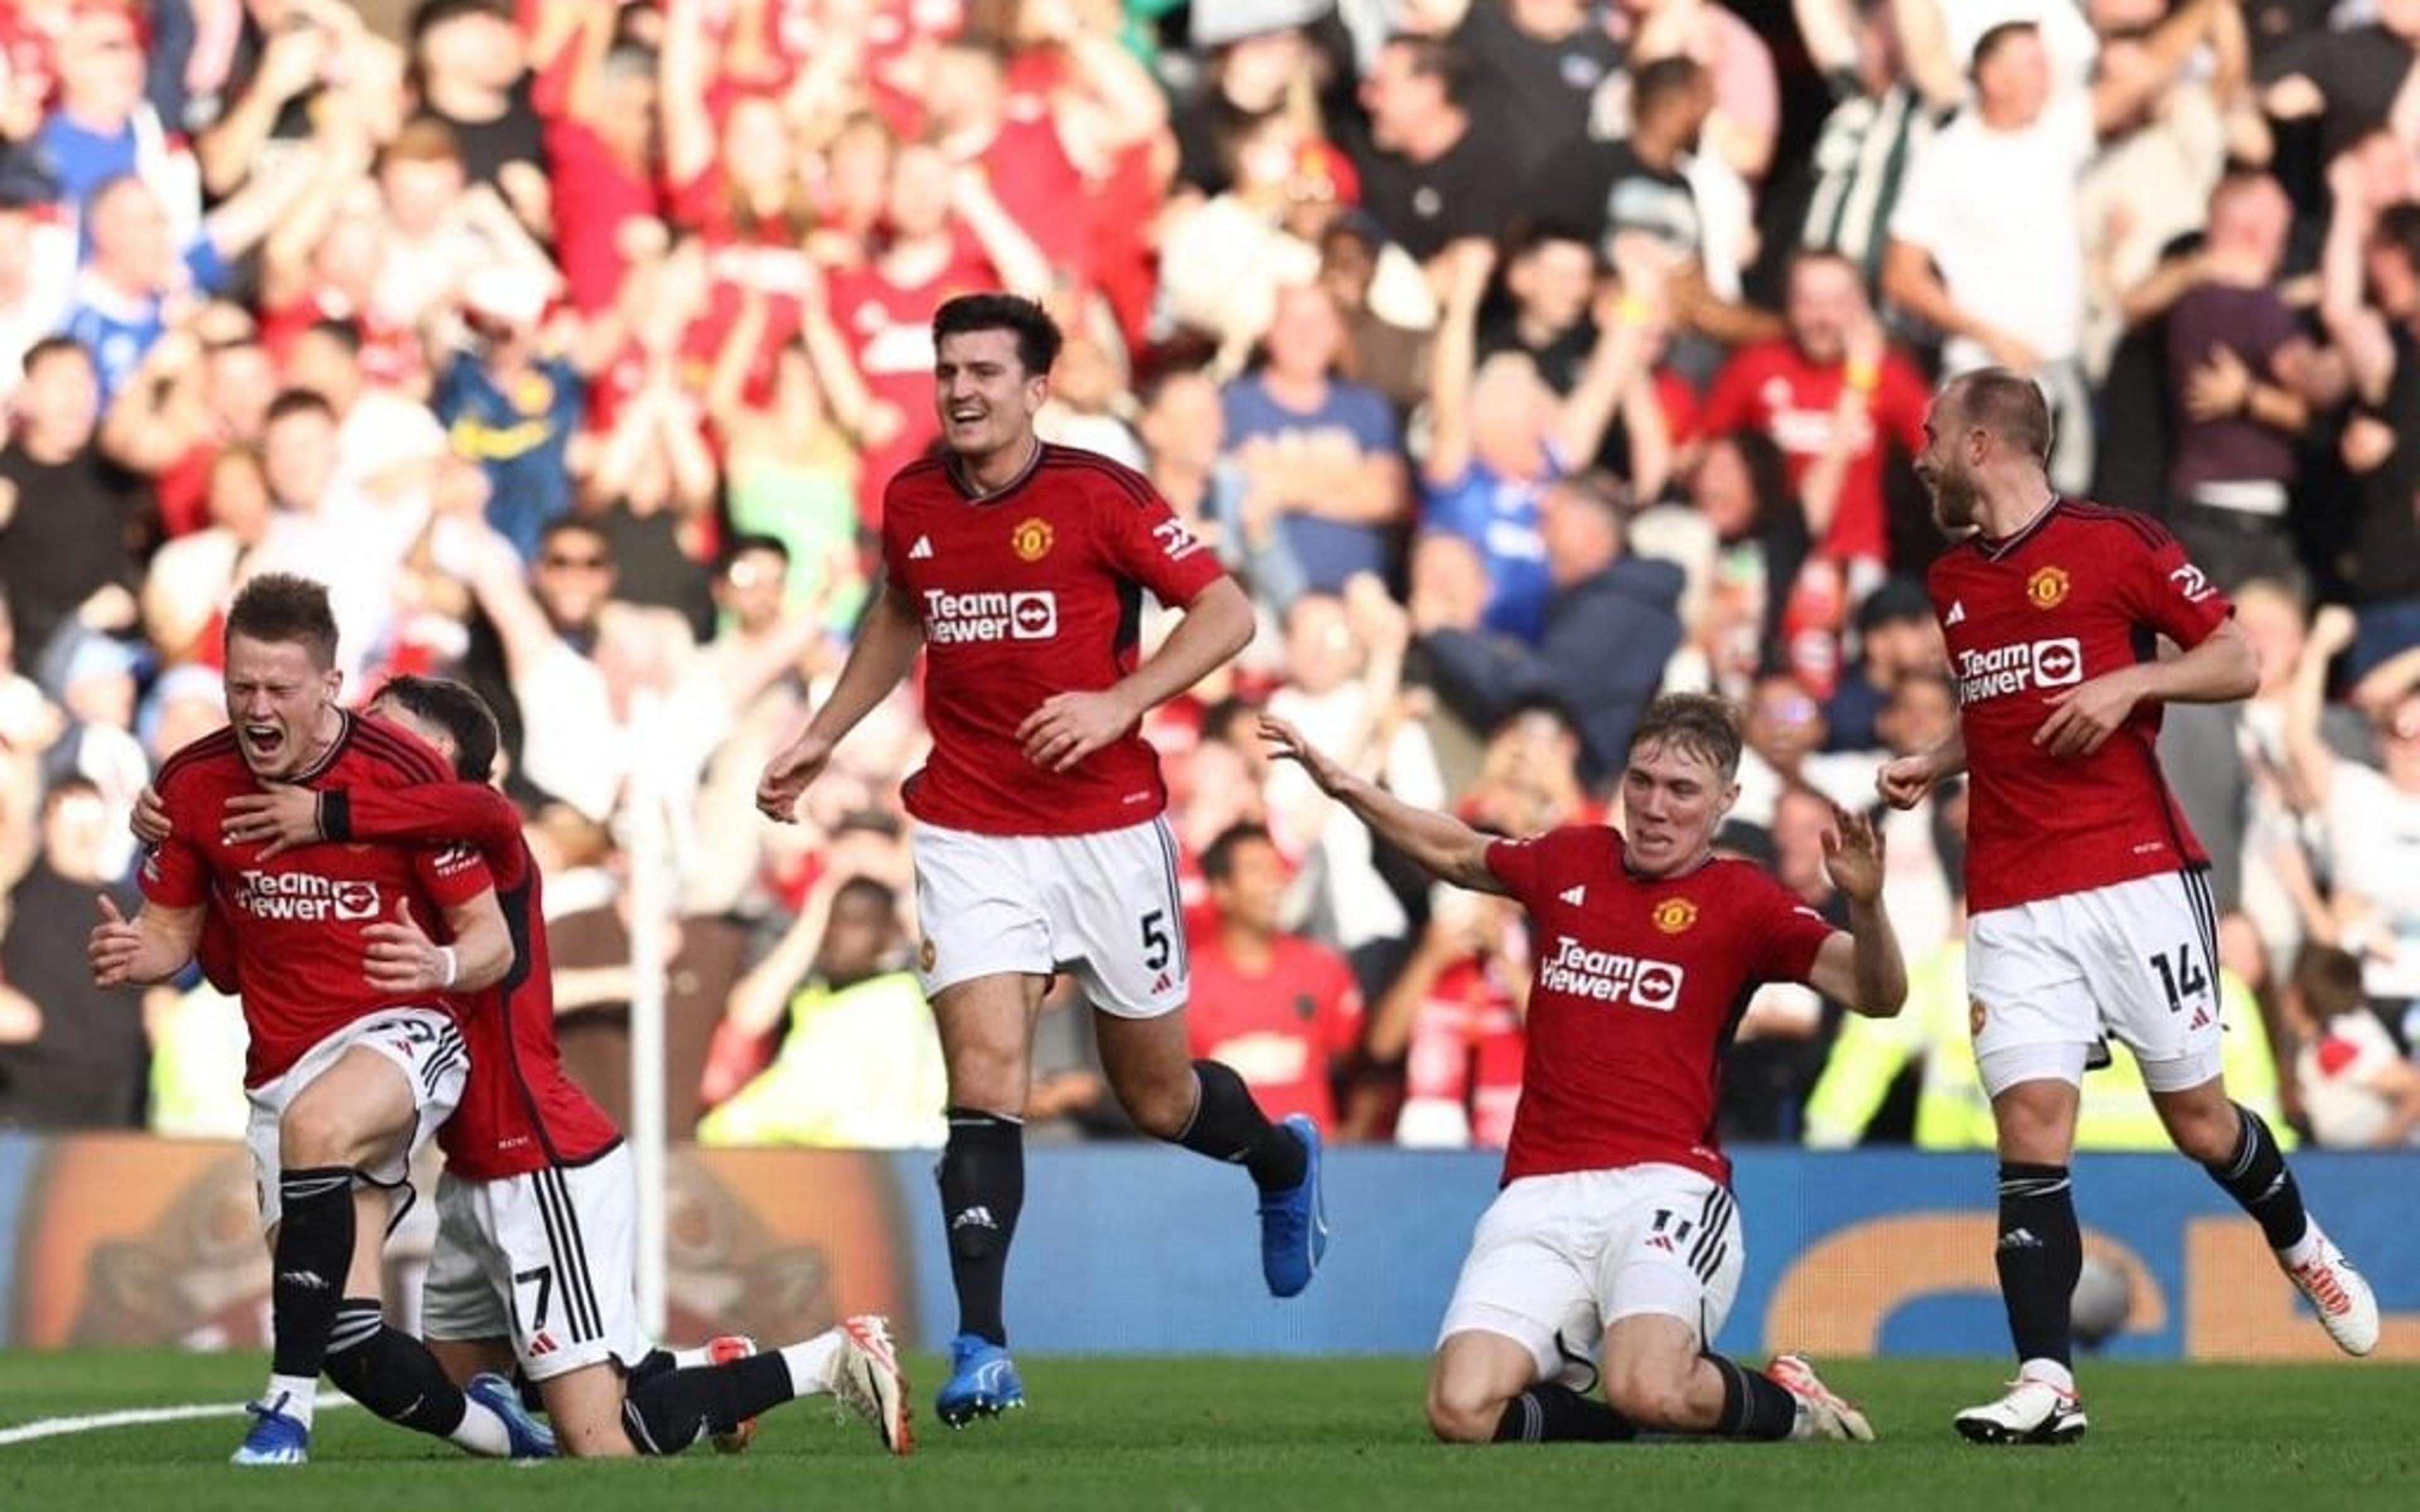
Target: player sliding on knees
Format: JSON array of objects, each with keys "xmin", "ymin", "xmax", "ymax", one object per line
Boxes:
[
  {"xmin": 1264, "ymin": 693, "xmax": 1906, "ymax": 1445},
  {"xmin": 136, "ymin": 675, "xmax": 911, "ymax": 1461},
  {"xmin": 1886, "ymin": 370, "xmax": 2377, "ymax": 1447}
]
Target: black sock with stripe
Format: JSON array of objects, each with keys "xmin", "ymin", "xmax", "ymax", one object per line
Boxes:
[
  {"xmin": 1177, "ymin": 1059, "xmax": 1305, "ymax": 1193},
  {"xmin": 623, "ymin": 1354, "xmax": 796, "ymax": 1455},
  {"xmin": 939, "ymin": 1108, "xmax": 1023, "ymax": 1347},
  {"xmin": 1705, "ymin": 1353, "xmax": 1799, "ymax": 1440},
  {"xmin": 1490, "ymin": 1383, "xmax": 1637, "ymax": 1442},
  {"xmin": 1995, "ymin": 1162, "xmax": 2080, "ymax": 1368},
  {"xmin": 2203, "ymin": 1104, "xmax": 2308, "ymax": 1251},
  {"xmin": 270, "ymin": 1166, "xmax": 355, "ymax": 1379},
  {"xmin": 324, "ymin": 1297, "xmax": 469, "ymax": 1436}
]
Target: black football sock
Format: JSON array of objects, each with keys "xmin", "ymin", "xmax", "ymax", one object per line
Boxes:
[
  {"xmin": 2203, "ymin": 1103, "xmax": 2310, "ymax": 1251},
  {"xmin": 1705, "ymin": 1353, "xmax": 1799, "ymax": 1440},
  {"xmin": 622, "ymin": 1354, "xmax": 796, "ymax": 1456},
  {"xmin": 938, "ymin": 1107, "xmax": 1024, "ymax": 1347},
  {"xmin": 1490, "ymin": 1383, "xmax": 1637, "ymax": 1442},
  {"xmin": 270, "ymin": 1167, "xmax": 356, "ymax": 1382},
  {"xmin": 1995, "ymin": 1162, "xmax": 2080, "ymax": 1368},
  {"xmin": 1176, "ymin": 1060, "xmax": 1308, "ymax": 1193},
  {"xmin": 324, "ymin": 1298, "xmax": 470, "ymax": 1437}
]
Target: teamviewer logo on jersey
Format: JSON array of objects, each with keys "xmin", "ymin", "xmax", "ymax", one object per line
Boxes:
[
  {"xmin": 923, "ymin": 588, "xmax": 1060, "ymax": 644},
  {"xmin": 1954, "ymin": 637, "xmax": 2083, "ymax": 704},
  {"xmin": 1537, "ymin": 935, "xmax": 1685, "ymax": 1012},
  {"xmin": 1009, "ymin": 592, "xmax": 1057, "ymax": 639}
]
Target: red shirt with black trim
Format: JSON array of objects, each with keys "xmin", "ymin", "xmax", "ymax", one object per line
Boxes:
[
  {"xmin": 1928, "ymin": 498, "xmax": 2232, "ymax": 913},
  {"xmin": 880, "ymin": 442, "xmax": 1228, "ymax": 836},
  {"xmin": 1184, "ymin": 929, "xmax": 1364, "ymax": 1137},
  {"xmin": 142, "ymin": 716, "xmax": 497, "ymax": 1088},
  {"xmin": 323, "ymin": 780, "xmax": 621, "ymax": 1179},
  {"xmin": 1484, "ymin": 828, "xmax": 1836, "ymax": 1185}
]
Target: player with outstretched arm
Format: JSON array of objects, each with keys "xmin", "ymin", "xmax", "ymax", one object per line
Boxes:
[
  {"xmin": 1882, "ymin": 369, "xmax": 2377, "ymax": 1446},
  {"xmin": 1263, "ymin": 692, "xmax": 1905, "ymax": 1446}
]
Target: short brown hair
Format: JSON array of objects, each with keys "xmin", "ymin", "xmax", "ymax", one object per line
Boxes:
[
  {"xmin": 226, "ymin": 573, "xmax": 340, "ymax": 670},
  {"xmin": 1628, "ymin": 692, "xmax": 1743, "ymax": 782},
  {"xmin": 1947, "ymin": 368, "xmax": 2053, "ymax": 464},
  {"xmin": 2292, "ymin": 942, "xmax": 2368, "ymax": 1021}
]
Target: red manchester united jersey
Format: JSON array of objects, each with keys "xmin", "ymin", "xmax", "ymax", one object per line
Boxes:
[
  {"xmin": 1485, "ymin": 828, "xmax": 1835, "ymax": 1186},
  {"xmin": 326, "ymin": 779, "xmax": 621, "ymax": 1180},
  {"xmin": 142, "ymin": 718, "xmax": 497, "ymax": 1088},
  {"xmin": 1928, "ymin": 499, "xmax": 2232, "ymax": 913},
  {"xmin": 881, "ymin": 443, "xmax": 1229, "ymax": 835},
  {"xmin": 1184, "ymin": 930, "xmax": 1364, "ymax": 1137}
]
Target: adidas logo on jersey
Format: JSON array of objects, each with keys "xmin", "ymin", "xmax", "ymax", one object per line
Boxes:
[
  {"xmin": 2188, "ymin": 1005, "xmax": 2212, "ymax": 1031},
  {"xmin": 1151, "ymin": 973, "xmax": 1172, "ymax": 994},
  {"xmin": 1559, "ymin": 885, "xmax": 1586, "ymax": 907},
  {"xmin": 529, "ymin": 1332, "xmax": 559, "ymax": 1357},
  {"xmin": 909, "ymin": 535, "xmax": 935, "ymax": 560},
  {"xmin": 1945, "ymin": 600, "xmax": 1966, "ymax": 626}
]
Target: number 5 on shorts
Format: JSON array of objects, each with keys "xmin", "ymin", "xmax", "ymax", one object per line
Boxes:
[{"xmin": 1140, "ymin": 909, "xmax": 1171, "ymax": 972}]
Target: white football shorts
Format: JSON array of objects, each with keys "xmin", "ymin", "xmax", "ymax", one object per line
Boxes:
[
  {"xmin": 912, "ymin": 815, "xmax": 1189, "ymax": 1018},
  {"xmin": 420, "ymin": 1145, "xmax": 650, "ymax": 1382},
  {"xmin": 1968, "ymin": 867, "xmax": 2225, "ymax": 1096},
  {"xmin": 1436, "ymin": 1164, "xmax": 1746, "ymax": 1381},
  {"xmin": 244, "ymin": 1007, "xmax": 467, "ymax": 1230}
]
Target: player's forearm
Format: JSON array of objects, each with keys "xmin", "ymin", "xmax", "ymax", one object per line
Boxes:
[
  {"xmin": 126, "ymin": 908, "xmax": 203, "ymax": 985},
  {"xmin": 802, "ymin": 586, "xmax": 925, "ymax": 747},
  {"xmin": 2128, "ymin": 623, "xmax": 2259, "ymax": 706},
  {"xmin": 1111, "ymin": 577, "xmax": 1253, "ymax": 718},
  {"xmin": 1322, "ymin": 767, "xmax": 1501, "ymax": 895},
  {"xmin": 328, "ymin": 784, "xmax": 521, "ymax": 861},
  {"xmin": 444, "ymin": 901, "xmax": 515, "ymax": 993},
  {"xmin": 1842, "ymin": 898, "xmax": 1909, "ymax": 1017},
  {"xmin": 1925, "ymin": 724, "xmax": 1968, "ymax": 782}
]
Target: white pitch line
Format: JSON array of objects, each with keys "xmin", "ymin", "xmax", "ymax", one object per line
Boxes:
[{"xmin": 0, "ymin": 1396, "xmax": 354, "ymax": 1448}]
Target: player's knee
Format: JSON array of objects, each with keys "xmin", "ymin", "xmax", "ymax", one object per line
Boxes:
[
  {"xmin": 555, "ymin": 1411, "xmax": 642, "ymax": 1458},
  {"xmin": 2164, "ymin": 1098, "xmax": 2240, "ymax": 1164},
  {"xmin": 1112, "ymin": 1071, "xmax": 1194, "ymax": 1140},
  {"xmin": 1424, "ymin": 1377, "xmax": 1506, "ymax": 1444},
  {"xmin": 278, "ymin": 1096, "xmax": 362, "ymax": 1167},
  {"xmin": 1603, "ymin": 1366, "xmax": 1689, "ymax": 1432}
]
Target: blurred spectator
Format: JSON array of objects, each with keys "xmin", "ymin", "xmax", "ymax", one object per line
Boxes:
[
  {"xmin": 0, "ymin": 198, "xmax": 76, "ymax": 396},
  {"xmin": 98, "ymin": 300, "xmax": 279, "ymax": 538},
  {"xmin": 1417, "ymin": 474, "xmax": 1683, "ymax": 788},
  {"xmin": 0, "ymin": 776, "xmax": 144, "ymax": 1129},
  {"xmin": 1701, "ymin": 248, "xmax": 1928, "ymax": 575},
  {"xmin": 1170, "ymin": 4, "xmax": 1332, "ymax": 199},
  {"xmin": 1822, "ymin": 575, "xmax": 1942, "ymax": 753},
  {"xmin": 141, "ymin": 445, "xmax": 268, "ymax": 667},
  {"xmin": 700, "ymin": 870, "xmax": 942, "ymax": 1148},
  {"xmin": 1350, "ymin": 33, "xmax": 1531, "ymax": 263},
  {"xmin": 0, "ymin": 336, "xmax": 147, "ymax": 668},
  {"xmin": 1366, "ymin": 876, "xmax": 1529, "ymax": 1150},
  {"xmin": 2291, "ymin": 941, "xmax": 2420, "ymax": 1148},
  {"xmin": 1792, "ymin": 0, "xmax": 1964, "ymax": 292},
  {"xmin": 408, "ymin": 0, "xmax": 548, "ymax": 233},
  {"xmin": 1137, "ymin": 362, "xmax": 1309, "ymax": 617},
  {"xmin": 2319, "ymin": 187, "xmax": 2420, "ymax": 678},
  {"xmin": 1184, "ymin": 822, "xmax": 1365, "ymax": 1140},
  {"xmin": 35, "ymin": 2, "xmax": 200, "ymax": 236},
  {"xmin": 434, "ymin": 264, "xmax": 582, "ymax": 559},
  {"xmin": 2257, "ymin": 0, "xmax": 2420, "ymax": 160},
  {"xmin": 1689, "ymin": 429, "xmax": 1809, "ymax": 693},
  {"xmin": 1219, "ymin": 280, "xmax": 1409, "ymax": 592},
  {"xmin": 1442, "ymin": 0, "xmax": 1622, "ymax": 178},
  {"xmin": 1721, "ymin": 784, "xmax": 1846, "ymax": 1142}
]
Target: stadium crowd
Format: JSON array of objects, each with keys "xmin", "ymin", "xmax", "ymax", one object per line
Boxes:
[{"xmin": 3, "ymin": 0, "xmax": 2419, "ymax": 1155}]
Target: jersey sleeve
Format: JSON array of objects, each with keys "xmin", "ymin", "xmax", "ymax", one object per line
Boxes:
[
  {"xmin": 412, "ymin": 839, "xmax": 497, "ymax": 912},
  {"xmin": 331, "ymin": 783, "xmax": 529, "ymax": 891},
  {"xmin": 1482, "ymin": 829, "xmax": 1563, "ymax": 909},
  {"xmin": 1751, "ymin": 874, "xmax": 1839, "ymax": 987},
  {"xmin": 2118, "ymin": 520, "xmax": 2233, "ymax": 649},
  {"xmin": 1097, "ymin": 468, "xmax": 1227, "ymax": 607}
]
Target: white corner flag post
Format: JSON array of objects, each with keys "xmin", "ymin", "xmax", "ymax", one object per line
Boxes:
[{"xmin": 623, "ymin": 690, "xmax": 676, "ymax": 1339}]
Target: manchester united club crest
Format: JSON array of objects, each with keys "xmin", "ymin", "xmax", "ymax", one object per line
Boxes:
[
  {"xmin": 1011, "ymin": 518, "xmax": 1054, "ymax": 562},
  {"xmin": 1970, "ymin": 997, "xmax": 1987, "ymax": 1037},
  {"xmin": 1652, "ymin": 898, "xmax": 1698, "ymax": 934},
  {"xmin": 2026, "ymin": 565, "xmax": 2070, "ymax": 610},
  {"xmin": 919, "ymin": 937, "xmax": 938, "ymax": 973}
]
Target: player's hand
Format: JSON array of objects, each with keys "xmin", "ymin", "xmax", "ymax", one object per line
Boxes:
[
  {"xmin": 362, "ymin": 899, "xmax": 450, "ymax": 994},
  {"xmin": 758, "ymin": 728, "xmax": 836, "ymax": 822},
  {"xmin": 2034, "ymin": 671, "xmax": 2142, "ymax": 758},
  {"xmin": 1875, "ymin": 754, "xmax": 1935, "ymax": 810},
  {"xmin": 1821, "ymin": 805, "xmax": 1887, "ymax": 904},
  {"xmin": 88, "ymin": 895, "xmax": 143, "ymax": 987},
  {"xmin": 221, "ymin": 786, "xmax": 323, "ymax": 859},
  {"xmin": 1258, "ymin": 713, "xmax": 1349, "ymax": 795},
  {"xmin": 130, "ymin": 784, "xmax": 171, "ymax": 846},
  {"xmin": 1018, "ymin": 688, "xmax": 1137, "ymax": 773}
]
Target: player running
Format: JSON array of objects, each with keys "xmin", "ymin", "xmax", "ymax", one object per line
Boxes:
[
  {"xmin": 1263, "ymin": 693, "xmax": 1905, "ymax": 1446},
  {"xmin": 145, "ymin": 675, "xmax": 913, "ymax": 1460},
  {"xmin": 757, "ymin": 293, "xmax": 1325, "ymax": 1428},
  {"xmin": 88, "ymin": 574, "xmax": 518, "ymax": 1466},
  {"xmin": 1882, "ymin": 369, "xmax": 2377, "ymax": 1446}
]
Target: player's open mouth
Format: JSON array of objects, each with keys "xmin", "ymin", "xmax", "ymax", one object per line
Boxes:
[
  {"xmin": 243, "ymin": 723, "xmax": 285, "ymax": 759},
  {"xmin": 948, "ymin": 406, "xmax": 986, "ymax": 425}
]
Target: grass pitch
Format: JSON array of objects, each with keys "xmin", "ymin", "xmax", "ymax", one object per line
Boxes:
[{"xmin": 3, "ymin": 1349, "xmax": 2416, "ymax": 1511}]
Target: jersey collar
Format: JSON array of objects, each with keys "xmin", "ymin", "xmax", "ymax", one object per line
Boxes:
[
  {"xmin": 1974, "ymin": 493, "xmax": 2062, "ymax": 563},
  {"xmin": 947, "ymin": 437, "xmax": 1047, "ymax": 504}
]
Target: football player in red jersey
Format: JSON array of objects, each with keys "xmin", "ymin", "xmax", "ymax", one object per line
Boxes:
[
  {"xmin": 1880, "ymin": 370, "xmax": 2378, "ymax": 1446},
  {"xmin": 87, "ymin": 574, "xmax": 519, "ymax": 1466},
  {"xmin": 144, "ymin": 677, "xmax": 913, "ymax": 1462},
  {"xmin": 758, "ymin": 293, "xmax": 1324, "ymax": 1428},
  {"xmin": 1263, "ymin": 693, "xmax": 1906, "ymax": 1446}
]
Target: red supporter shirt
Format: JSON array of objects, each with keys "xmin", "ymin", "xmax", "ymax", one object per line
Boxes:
[
  {"xmin": 1931, "ymin": 498, "xmax": 2231, "ymax": 914},
  {"xmin": 881, "ymin": 444, "xmax": 1228, "ymax": 835},
  {"xmin": 544, "ymin": 117, "xmax": 663, "ymax": 316},
  {"xmin": 142, "ymin": 718, "xmax": 497, "ymax": 1088},
  {"xmin": 1484, "ymin": 828, "xmax": 1835, "ymax": 1186},
  {"xmin": 1700, "ymin": 340, "xmax": 1929, "ymax": 566},
  {"xmin": 826, "ymin": 234, "xmax": 997, "ymax": 525},
  {"xmin": 1184, "ymin": 930, "xmax": 1364, "ymax": 1137},
  {"xmin": 1403, "ymin": 956, "xmax": 1526, "ymax": 1150},
  {"xmin": 327, "ymin": 779, "xmax": 621, "ymax": 1179}
]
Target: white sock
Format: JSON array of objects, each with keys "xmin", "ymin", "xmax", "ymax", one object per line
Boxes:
[
  {"xmin": 2019, "ymin": 1358, "xmax": 2075, "ymax": 1395},
  {"xmin": 2279, "ymin": 1222, "xmax": 2327, "ymax": 1268},
  {"xmin": 778, "ymin": 1333, "xmax": 845, "ymax": 1397},
  {"xmin": 265, "ymin": 1373, "xmax": 319, "ymax": 1428},
  {"xmin": 669, "ymin": 1345, "xmax": 713, "ymax": 1369},
  {"xmin": 450, "ymin": 1397, "xmax": 513, "ymax": 1457}
]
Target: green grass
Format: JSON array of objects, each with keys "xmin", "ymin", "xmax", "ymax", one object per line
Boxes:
[{"xmin": 3, "ymin": 1350, "xmax": 2417, "ymax": 1511}]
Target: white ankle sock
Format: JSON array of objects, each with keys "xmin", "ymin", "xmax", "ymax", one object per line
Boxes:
[
  {"xmin": 451, "ymin": 1397, "xmax": 512, "ymax": 1456},
  {"xmin": 2018, "ymin": 1358, "xmax": 2074, "ymax": 1394},
  {"xmin": 2280, "ymin": 1222, "xmax": 2326, "ymax": 1268},
  {"xmin": 265, "ymin": 1373, "xmax": 319, "ymax": 1428},
  {"xmin": 778, "ymin": 1334, "xmax": 846, "ymax": 1397}
]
